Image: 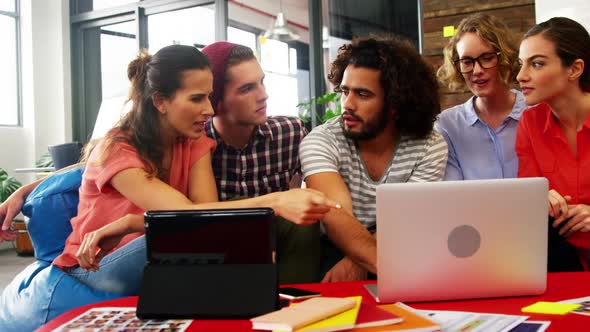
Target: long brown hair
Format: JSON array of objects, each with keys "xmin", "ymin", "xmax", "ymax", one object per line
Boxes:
[
  {"xmin": 524, "ymin": 17, "xmax": 590, "ymax": 91},
  {"xmin": 88, "ymin": 45, "xmax": 210, "ymax": 178}
]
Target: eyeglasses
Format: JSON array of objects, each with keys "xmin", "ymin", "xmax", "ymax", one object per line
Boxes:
[{"xmin": 454, "ymin": 52, "xmax": 501, "ymax": 73}]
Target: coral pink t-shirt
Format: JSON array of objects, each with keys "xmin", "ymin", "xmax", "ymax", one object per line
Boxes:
[{"xmin": 53, "ymin": 135, "xmax": 216, "ymax": 268}]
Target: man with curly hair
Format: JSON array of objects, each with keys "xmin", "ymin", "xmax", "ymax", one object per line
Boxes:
[{"xmin": 300, "ymin": 36, "xmax": 448, "ymax": 282}]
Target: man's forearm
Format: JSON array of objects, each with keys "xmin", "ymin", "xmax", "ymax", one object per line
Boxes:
[{"xmin": 323, "ymin": 210, "xmax": 377, "ymax": 273}]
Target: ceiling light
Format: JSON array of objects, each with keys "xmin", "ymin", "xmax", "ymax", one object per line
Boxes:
[{"xmin": 264, "ymin": 1, "xmax": 300, "ymax": 42}]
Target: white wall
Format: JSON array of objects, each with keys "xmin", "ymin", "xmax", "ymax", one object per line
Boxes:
[
  {"xmin": 535, "ymin": 0, "xmax": 590, "ymax": 30},
  {"xmin": 31, "ymin": 0, "xmax": 72, "ymax": 159},
  {"xmin": 0, "ymin": 0, "xmax": 71, "ymax": 185}
]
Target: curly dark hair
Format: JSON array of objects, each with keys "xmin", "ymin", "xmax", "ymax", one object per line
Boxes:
[{"xmin": 328, "ymin": 36, "xmax": 440, "ymax": 139}]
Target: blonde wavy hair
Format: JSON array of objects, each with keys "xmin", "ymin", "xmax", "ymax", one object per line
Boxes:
[{"xmin": 437, "ymin": 13, "xmax": 520, "ymax": 91}]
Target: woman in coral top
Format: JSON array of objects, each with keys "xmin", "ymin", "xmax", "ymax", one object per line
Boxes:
[
  {"xmin": 0, "ymin": 45, "xmax": 339, "ymax": 295},
  {"xmin": 516, "ymin": 17, "xmax": 590, "ymax": 271}
]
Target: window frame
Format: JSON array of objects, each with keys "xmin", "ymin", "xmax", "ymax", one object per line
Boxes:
[
  {"xmin": 0, "ymin": 0, "xmax": 22, "ymax": 127},
  {"xmin": 70, "ymin": 0, "xmax": 216, "ymax": 143}
]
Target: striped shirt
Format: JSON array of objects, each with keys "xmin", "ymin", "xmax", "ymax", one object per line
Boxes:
[
  {"xmin": 206, "ymin": 116, "xmax": 307, "ymax": 201},
  {"xmin": 300, "ymin": 117, "xmax": 448, "ymax": 230}
]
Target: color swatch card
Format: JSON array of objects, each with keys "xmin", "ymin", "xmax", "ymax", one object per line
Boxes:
[{"xmin": 54, "ymin": 307, "xmax": 191, "ymax": 331}]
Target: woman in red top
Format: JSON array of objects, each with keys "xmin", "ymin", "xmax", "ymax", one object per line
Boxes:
[
  {"xmin": 0, "ymin": 45, "xmax": 339, "ymax": 294},
  {"xmin": 516, "ymin": 17, "xmax": 590, "ymax": 271}
]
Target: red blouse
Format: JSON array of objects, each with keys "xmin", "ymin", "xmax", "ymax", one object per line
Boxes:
[{"xmin": 516, "ymin": 102, "xmax": 590, "ymax": 268}]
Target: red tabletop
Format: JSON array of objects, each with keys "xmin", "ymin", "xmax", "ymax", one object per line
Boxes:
[{"xmin": 38, "ymin": 272, "xmax": 590, "ymax": 331}]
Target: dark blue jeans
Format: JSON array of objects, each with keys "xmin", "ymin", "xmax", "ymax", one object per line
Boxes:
[{"xmin": 548, "ymin": 217, "xmax": 583, "ymax": 272}]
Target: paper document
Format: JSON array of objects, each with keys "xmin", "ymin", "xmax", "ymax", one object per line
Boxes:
[
  {"xmin": 401, "ymin": 303, "xmax": 528, "ymax": 332},
  {"xmin": 558, "ymin": 295, "xmax": 590, "ymax": 316}
]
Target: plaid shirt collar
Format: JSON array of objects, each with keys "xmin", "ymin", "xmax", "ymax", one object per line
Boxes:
[
  {"xmin": 205, "ymin": 116, "xmax": 303, "ymax": 201},
  {"xmin": 206, "ymin": 118, "xmax": 274, "ymax": 147}
]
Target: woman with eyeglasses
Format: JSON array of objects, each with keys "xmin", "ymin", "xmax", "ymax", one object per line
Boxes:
[
  {"xmin": 436, "ymin": 13, "xmax": 525, "ymax": 180},
  {"xmin": 516, "ymin": 17, "xmax": 590, "ymax": 271}
]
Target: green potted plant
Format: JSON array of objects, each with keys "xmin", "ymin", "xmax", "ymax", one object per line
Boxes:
[
  {"xmin": 35, "ymin": 152, "xmax": 54, "ymax": 169},
  {"xmin": 0, "ymin": 167, "xmax": 22, "ymax": 203},
  {"xmin": 0, "ymin": 167, "xmax": 34, "ymax": 256},
  {"xmin": 297, "ymin": 91, "xmax": 342, "ymax": 129}
]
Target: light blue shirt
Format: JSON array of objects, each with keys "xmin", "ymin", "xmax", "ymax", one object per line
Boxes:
[{"xmin": 434, "ymin": 90, "xmax": 526, "ymax": 180}]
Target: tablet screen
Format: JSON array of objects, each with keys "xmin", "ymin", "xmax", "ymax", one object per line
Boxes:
[{"xmin": 144, "ymin": 208, "xmax": 275, "ymax": 265}]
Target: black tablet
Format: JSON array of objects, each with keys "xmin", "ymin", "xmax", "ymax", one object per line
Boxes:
[
  {"xmin": 138, "ymin": 208, "xmax": 279, "ymax": 319},
  {"xmin": 143, "ymin": 208, "xmax": 276, "ymax": 265}
]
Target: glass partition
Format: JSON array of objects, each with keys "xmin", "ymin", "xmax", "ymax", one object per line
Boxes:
[
  {"xmin": 0, "ymin": 9, "xmax": 18, "ymax": 126},
  {"xmin": 100, "ymin": 20, "xmax": 137, "ymax": 99},
  {"xmin": 148, "ymin": 4, "xmax": 215, "ymax": 52}
]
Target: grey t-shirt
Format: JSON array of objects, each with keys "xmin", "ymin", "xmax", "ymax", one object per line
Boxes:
[{"xmin": 300, "ymin": 117, "xmax": 448, "ymax": 230}]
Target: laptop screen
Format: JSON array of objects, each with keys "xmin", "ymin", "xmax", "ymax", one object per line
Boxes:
[
  {"xmin": 144, "ymin": 208, "xmax": 275, "ymax": 265},
  {"xmin": 372, "ymin": 178, "xmax": 548, "ymax": 303}
]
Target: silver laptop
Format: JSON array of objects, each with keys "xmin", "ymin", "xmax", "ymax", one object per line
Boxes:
[{"xmin": 365, "ymin": 178, "xmax": 548, "ymax": 303}]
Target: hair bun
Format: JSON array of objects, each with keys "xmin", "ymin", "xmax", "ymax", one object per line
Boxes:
[{"xmin": 127, "ymin": 49, "xmax": 152, "ymax": 82}]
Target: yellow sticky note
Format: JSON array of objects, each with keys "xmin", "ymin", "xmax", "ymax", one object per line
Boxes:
[
  {"xmin": 443, "ymin": 25, "xmax": 456, "ymax": 37},
  {"xmin": 521, "ymin": 301, "xmax": 581, "ymax": 315}
]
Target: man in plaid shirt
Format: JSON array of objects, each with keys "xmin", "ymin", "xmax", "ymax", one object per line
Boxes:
[{"xmin": 202, "ymin": 42, "xmax": 315, "ymax": 282}]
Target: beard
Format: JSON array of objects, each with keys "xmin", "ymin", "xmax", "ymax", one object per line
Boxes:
[{"xmin": 341, "ymin": 106, "xmax": 391, "ymax": 140}]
